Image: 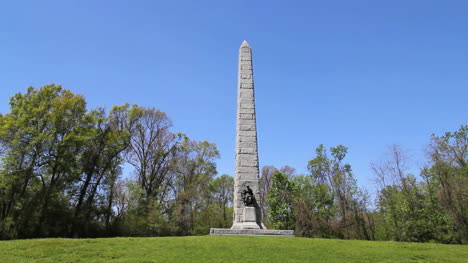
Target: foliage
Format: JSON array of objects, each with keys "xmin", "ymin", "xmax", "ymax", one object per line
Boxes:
[
  {"xmin": 425, "ymin": 125, "xmax": 467, "ymax": 243},
  {"xmin": 290, "ymin": 144, "xmax": 372, "ymax": 239},
  {"xmin": 372, "ymin": 127, "xmax": 467, "ymax": 244},
  {"xmin": 172, "ymin": 139, "xmax": 220, "ymax": 235},
  {"xmin": 0, "ymin": 85, "xmax": 228, "ymax": 239},
  {"xmin": 0, "ymin": 85, "xmax": 89, "ymax": 238},
  {"xmin": 209, "ymin": 174, "xmax": 234, "ymax": 228},
  {"xmin": 268, "ymin": 170, "xmax": 295, "ymax": 229}
]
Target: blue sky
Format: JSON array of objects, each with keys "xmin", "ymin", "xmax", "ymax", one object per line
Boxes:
[{"xmin": 1, "ymin": 1, "xmax": 467, "ymax": 191}]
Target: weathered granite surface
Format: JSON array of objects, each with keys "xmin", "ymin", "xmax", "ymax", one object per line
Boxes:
[
  {"xmin": 231, "ymin": 40, "xmax": 264, "ymax": 230},
  {"xmin": 210, "ymin": 228, "xmax": 294, "ymax": 237}
]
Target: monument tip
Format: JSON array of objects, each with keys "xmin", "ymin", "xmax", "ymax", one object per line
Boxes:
[{"xmin": 241, "ymin": 40, "xmax": 250, "ymax": 48}]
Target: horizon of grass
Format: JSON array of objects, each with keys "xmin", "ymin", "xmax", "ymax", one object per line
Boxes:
[{"xmin": 0, "ymin": 235, "xmax": 467, "ymax": 263}]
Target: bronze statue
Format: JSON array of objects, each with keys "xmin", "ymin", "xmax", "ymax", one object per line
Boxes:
[{"xmin": 241, "ymin": 186, "xmax": 255, "ymax": 207}]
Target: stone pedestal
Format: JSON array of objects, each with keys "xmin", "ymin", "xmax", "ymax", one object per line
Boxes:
[
  {"xmin": 243, "ymin": 207, "xmax": 256, "ymax": 222},
  {"xmin": 231, "ymin": 207, "xmax": 262, "ymax": 229}
]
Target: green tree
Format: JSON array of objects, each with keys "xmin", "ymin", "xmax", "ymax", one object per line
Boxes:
[
  {"xmin": 373, "ymin": 145, "xmax": 452, "ymax": 243},
  {"xmin": 259, "ymin": 165, "xmax": 276, "ymax": 226},
  {"xmin": 209, "ymin": 174, "xmax": 234, "ymax": 227},
  {"xmin": 426, "ymin": 125, "xmax": 468, "ymax": 243},
  {"xmin": 0, "ymin": 85, "xmax": 88, "ymax": 238},
  {"xmin": 71, "ymin": 105, "xmax": 135, "ymax": 237},
  {"xmin": 127, "ymin": 107, "xmax": 183, "ymax": 208},
  {"xmin": 268, "ymin": 170, "xmax": 295, "ymax": 230},
  {"xmin": 305, "ymin": 144, "xmax": 371, "ymax": 239},
  {"xmin": 0, "ymin": 85, "xmax": 226, "ymax": 239},
  {"xmin": 173, "ymin": 139, "xmax": 219, "ymax": 235}
]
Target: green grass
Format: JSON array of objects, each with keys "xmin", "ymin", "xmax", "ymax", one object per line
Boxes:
[{"xmin": 0, "ymin": 236, "xmax": 466, "ymax": 263}]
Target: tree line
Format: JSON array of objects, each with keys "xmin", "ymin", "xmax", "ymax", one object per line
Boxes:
[
  {"xmin": 0, "ymin": 85, "xmax": 466, "ymax": 244},
  {"xmin": 261, "ymin": 129, "xmax": 467, "ymax": 244},
  {"xmin": 0, "ymin": 85, "xmax": 233, "ymax": 239}
]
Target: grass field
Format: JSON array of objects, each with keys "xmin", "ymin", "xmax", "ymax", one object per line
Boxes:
[{"xmin": 0, "ymin": 236, "xmax": 466, "ymax": 263}]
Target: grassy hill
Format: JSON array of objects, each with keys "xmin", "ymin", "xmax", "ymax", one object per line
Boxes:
[{"xmin": 0, "ymin": 236, "xmax": 466, "ymax": 263}]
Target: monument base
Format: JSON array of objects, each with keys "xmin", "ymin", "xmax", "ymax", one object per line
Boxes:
[
  {"xmin": 230, "ymin": 207, "xmax": 264, "ymax": 229},
  {"xmin": 210, "ymin": 228, "xmax": 294, "ymax": 237}
]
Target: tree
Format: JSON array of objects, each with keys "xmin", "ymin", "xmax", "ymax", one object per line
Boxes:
[
  {"xmin": 122, "ymin": 107, "xmax": 187, "ymax": 236},
  {"xmin": 306, "ymin": 144, "xmax": 371, "ymax": 239},
  {"xmin": 259, "ymin": 165, "xmax": 277, "ymax": 225},
  {"xmin": 268, "ymin": 170, "xmax": 295, "ymax": 230},
  {"xmin": 426, "ymin": 125, "xmax": 468, "ymax": 243},
  {"xmin": 372, "ymin": 145, "xmax": 448, "ymax": 243},
  {"xmin": 0, "ymin": 85, "xmax": 226, "ymax": 239},
  {"xmin": 209, "ymin": 174, "xmax": 233, "ymax": 227},
  {"xmin": 0, "ymin": 85, "xmax": 88, "ymax": 238},
  {"xmin": 127, "ymin": 107, "xmax": 183, "ymax": 207},
  {"xmin": 173, "ymin": 139, "xmax": 219, "ymax": 235},
  {"xmin": 71, "ymin": 105, "xmax": 135, "ymax": 237}
]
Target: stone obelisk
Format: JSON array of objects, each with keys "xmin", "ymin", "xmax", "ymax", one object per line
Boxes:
[
  {"xmin": 209, "ymin": 41, "xmax": 293, "ymax": 236},
  {"xmin": 231, "ymin": 40, "xmax": 264, "ymax": 230}
]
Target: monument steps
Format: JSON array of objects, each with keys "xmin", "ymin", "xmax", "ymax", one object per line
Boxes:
[{"xmin": 210, "ymin": 228, "xmax": 295, "ymax": 237}]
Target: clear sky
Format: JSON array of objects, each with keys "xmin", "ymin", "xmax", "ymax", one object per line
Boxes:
[{"xmin": 1, "ymin": 1, "xmax": 467, "ymax": 191}]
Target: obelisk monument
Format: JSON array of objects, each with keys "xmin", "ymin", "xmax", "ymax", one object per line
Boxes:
[
  {"xmin": 231, "ymin": 40, "xmax": 264, "ymax": 229},
  {"xmin": 210, "ymin": 41, "xmax": 293, "ymax": 236}
]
